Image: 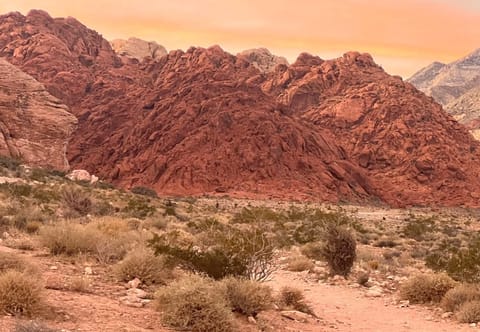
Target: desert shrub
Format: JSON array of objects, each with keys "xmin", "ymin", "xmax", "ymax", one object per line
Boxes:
[
  {"xmin": 399, "ymin": 274, "xmax": 457, "ymax": 304},
  {"xmin": 277, "ymin": 286, "xmax": 315, "ymax": 315},
  {"xmin": 286, "ymin": 255, "xmax": 314, "ymax": 272},
  {"xmin": 0, "ymin": 252, "xmax": 37, "ymax": 274},
  {"xmin": 322, "ymin": 225, "xmax": 356, "ymax": 277},
  {"xmin": 292, "ymin": 210, "xmax": 352, "ymax": 244},
  {"xmin": 114, "ymin": 247, "xmax": 171, "ymax": 285},
  {"xmin": 426, "ymin": 237, "xmax": 480, "ymax": 282},
  {"xmin": 222, "ymin": 277, "xmax": 273, "ymax": 316},
  {"xmin": 14, "ymin": 320, "xmax": 59, "ymax": 332},
  {"xmin": 91, "ymin": 200, "xmax": 115, "ymax": 217},
  {"xmin": 374, "ymin": 239, "xmax": 398, "ymax": 248},
  {"xmin": 131, "ymin": 186, "xmax": 158, "ymax": 198},
  {"xmin": 68, "ymin": 276, "xmax": 91, "ymax": 293},
  {"xmin": 457, "ymin": 300, "xmax": 480, "ymax": 323},
  {"xmin": 123, "ymin": 198, "xmax": 155, "ymax": 219},
  {"xmin": 0, "ymin": 271, "xmax": 43, "ymax": 316},
  {"xmin": 3, "ymin": 183, "xmax": 33, "ymax": 198},
  {"xmin": 0, "ymin": 155, "xmax": 21, "ymax": 172},
  {"xmin": 155, "ymin": 275, "xmax": 235, "ymax": 332},
  {"xmin": 357, "ymin": 272, "xmax": 370, "ymax": 286},
  {"xmin": 61, "ymin": 186, "xmax": 92, "ymax": 216},
  {"xmin": 231, "ymin": 206, "xmax": 285, "ymax": 224},
  {"xmin": 39, "ymin": 220, "xmax": 137, "ymax": 263},
  {"xmin": 441, "ymin": 284, "xmax": 480, "ymax": 312},
  {"xmin": 150, "ymin": 226, "xmax": 274, "ymax": 280},
  {"xmin": 300, "ymin": 242, "xmax": 324, "ymax": 260},
  {"xmin": 402, "ymin": 215, "xmax": 436, "ymax": 241}
]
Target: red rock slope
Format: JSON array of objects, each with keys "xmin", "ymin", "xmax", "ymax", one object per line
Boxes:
[
  {"xmin": 1, "ymin": 10, "xmax": 480, "ymax": 206},
  {"xmin": 0, "ymin": 58, "xmax": 77, "ymax": 170}
]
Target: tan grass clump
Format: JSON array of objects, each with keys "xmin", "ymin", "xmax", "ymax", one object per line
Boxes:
[
  {"xmin": 457, "ymin": 300, "xmax": 480, "ymax": 323},
  {"xmin": 286, "ymin": 255, "xmax": 315, "ymax": 272},
  {"xmin": 278, "ymin": 286, "xmax": 315, "ymax": 316},
  {"xmin": 441, "ymin": 284, "xmax": 480, "ymax": 312},
  {"xmin": 0, "ymin": 271, "xmax": 43, "ymax": 316},
  {"xmin": 0, "ymin": 252, "xmax": 38, "ymax": 274},
  {"xmin": 155, "ymin": 275, "xmax": 236, "ymax": 332},
  {"xmin": 114, "ymin": 247, "xmax": 171, "ymax": 285},
  {"xmin": 222, "ymin": 277, "xmax": 273, "ymax": 316},
  {"xmin": 400, "ymin": 273, "xmax": 457, "ymax": 304}
]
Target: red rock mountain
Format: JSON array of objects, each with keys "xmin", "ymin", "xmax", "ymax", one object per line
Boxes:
[{"xmin": 1, "ymin": 10, "xmax": 480, "ymax": 206}]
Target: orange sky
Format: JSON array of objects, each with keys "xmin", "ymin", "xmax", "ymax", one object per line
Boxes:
[{"xmin": 2, "ymin": 0, "xmax": 480, "ymax": 78}]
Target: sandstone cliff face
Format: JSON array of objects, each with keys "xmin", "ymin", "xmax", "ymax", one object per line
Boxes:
[
  {"xmin": 2, "ymin": 10, "xmax": 480, "ymax": 206},
  {"xmin": 0, "ymin": 58, "xmax": 77, "ymax": 170},
  {"xmin": 408, "ymin": 49, "xmax": 480, "ymax": 136},
  {"xmin": 110, "ymin": 37, "xmax": 167, "ymax": 62}
]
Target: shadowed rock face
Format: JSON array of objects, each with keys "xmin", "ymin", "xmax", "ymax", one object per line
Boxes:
[
  {"xmin": 2, "ymin": 10, "xmax": 480, "ymax": 206},
  {"xmin": 408, "ymin": 49, "xmax": 480, "ymax": 136},
  {"xmin": 0, "ymin": 58, "xmax": 77, "ymax": 170}
]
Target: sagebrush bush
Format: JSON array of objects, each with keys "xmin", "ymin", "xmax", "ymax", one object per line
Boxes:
[
  {"xmin": 114, "ymin": 247, "xmax": 171, "ymax": 285},
  {"xmin": 400, "ymin": 274, "xmax": 457, "ymax": 304},
  {"xmin": 131, "ymin": 186, "xmax": 158, "ymax": 198},
  {"xmin": 441, "ymin": 284, "xmax": 480, "ymax": 312},
  {"xmin": 155, "ymin": 275, "xmax": 236, "ymax": 332},
  {"xmin": 61, "ymin": 186, "xmax": 92, "ymax": 216},
  {"xmin": 457, "ymin": 300, "xmax": 480, "ymax": 323},
  {"xmin": 0, "ymin": 271, "xmax": 43, "ymax": 316},
  {"xmin": 322, "ymin": 225, "xmax": 356, "ymax": 277},
  {"xmin": 286, "ymin": 255, "xmax": 314, "ymax": 272},
  {"xmin": 278, "ymin": 286, "xmax": 315, "ymax": 315},
  {"xmin": 222, "ymin": 277, "xmax": 273, "ymax": 316}
]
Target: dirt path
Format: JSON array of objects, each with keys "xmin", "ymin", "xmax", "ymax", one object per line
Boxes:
[{"xmin": 270, "ymin": 271, "xmax": 475, "ymax": 332}]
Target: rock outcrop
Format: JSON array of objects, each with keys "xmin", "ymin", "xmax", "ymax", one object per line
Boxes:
[
  {"xmin": 2, "ymin": 10, "xmax": 480, "ymax": 206},
  {"xmin": 110, "ymin": 37, "xmax": 167, "ymax": 62},
  {"xmin": 237, "ymin": 48, "xmax": 288, "ymax": 73},
  {"xmin": 408, "ymin": 49, "xmax": 480, "ymax": 136},
  {"xmin": 0, "ymin": 58, "xmax": 77, "ymax": 170}
]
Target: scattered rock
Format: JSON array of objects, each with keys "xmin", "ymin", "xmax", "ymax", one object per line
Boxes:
[
  {"xmin": 365, "ymin": 286, "xmax": 383, "ymax": 298},
  {"xmin": 281, "ymin": 310, "xmax": 311, "ymax": 323},
  {"xmin": 126, "ymin": 288, "xmax": 148, "ymax": 299},
  {"xmin": 84, "ymin": 267, "xmax": 93, "ymax": 275},
  {"xmin": 67, "ymin": 170, "xmax": 98, "ymax": 184},
  {"xmin": 441, "ymin": 312, "xmax": 453, "ymax": 319},
  {"xmin": 247, "ymin": 316, "xmax": 257, "ymax": 324},
  {"xmin": 127, "ymin": 278, "xmax": 141, "ymax": 289}
]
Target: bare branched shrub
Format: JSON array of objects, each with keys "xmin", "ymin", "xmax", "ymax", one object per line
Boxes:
[
  {"xmin": 222, "ymin": 277, "xmax": 273, "ymax": 316},
  {"xmin": 400, "ymin": 274, "xmax": 457, "ymax": 304},
  {"xmin": 0, "ymin": 271, "xmax": 43, "ymax": 316},
  {"xmin": 155, "ymin": 275, "xmax": 236, "ymax": 332},
  {"xmin": 61, "ymin": 186, "xmax": 92, "ymax": 216}
]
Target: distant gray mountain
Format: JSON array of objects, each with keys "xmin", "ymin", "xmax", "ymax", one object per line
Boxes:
[{"xmin": 408, "ymin": 49, "xmax": 480, "ymax": 138}]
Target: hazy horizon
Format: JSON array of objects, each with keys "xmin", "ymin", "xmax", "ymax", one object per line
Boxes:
[{"xmin": 2, "ymin": 0, "xmax": 480, "ymax": 78}]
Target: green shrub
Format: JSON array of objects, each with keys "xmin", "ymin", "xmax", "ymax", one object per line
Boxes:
[
  {"xmin": 322, "ymin": 225, "xmax": 356, "ymax": 277},
  {"xmin": 399, "ymin": 274, "xmax": 456, "ymax": 304},
  {"xmin": 149, "ymin": 226, "xmax": 274, "ymax": 280},
  {"xmin": 0, "ymin": 155, "xmax": 21, "ymax": 172},
  {"xmin": 131, "ymin": 186, "xmax": 157, "ymax": 198},
  {"xmin": 0, "ymin": 271, "xmax": 43, "ymax": 316},
  {"xmin": 277, "ymin": 286, "xmax": 315, "ymax": 315},
  {"xmin": 402, "ymin": 215, "xmax": 436, "ymax": 241},
  {"xmin": 114, "ymin": 247, "xmax": 171, "ymax": 285},
  {"xmin": 441, "ymin": 284, "xmax": 480, "ymax": 312},
  {"xmin": 155, "ymin": 275, "xmax": 236, "ymax": 332},
  {"xmin": 123, "ymin": 198, "xmax": 155, "ymax": 219},
  {"xmin": 231, "ymin": 206, "xmax": 285, "ymax": 224},
  {"xmin": 426, "ymin": 237, "xmax": 480, "ymax": 282},
  {"xmin": 457, "ymin": 300, "xmax": 480, "ymax": 323},
  {"xmin": 300, "ymin": 242, "xmax": 324, "ymax": 260},
  {"xmin": 222, "ymin": 277, "xmax": 273, "ymax": 316}
]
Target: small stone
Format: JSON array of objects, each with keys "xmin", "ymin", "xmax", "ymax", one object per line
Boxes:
[
  {"xmin": 50, "ymin": 266, "xmax": 58, "ymax": 270},
  {"xmin": 84, "ymin": 267, "xmax": 93, "ymax": 275},
  {"xmin": 366, "ymin": 286, "xmax": 383, "ymax": 298},
  {"xmin": 281, "ymin": 310, "xmax": 311, "ymax": 323},
  {"xmin": 442, "ymin": 312, "xmax": 453, "ymax": 319},
  {"xmin": 470, "ymin": 323, "xmax": 477, "ymax": 327},
  {"xmin": 247, "ymin": 316, "xmax": 257, "ymax": 324},
  {"xmin": 127, "ymin": 278, "xmax": 141, "ymax": 289},
  {"xmin": 127, "ymin": 288, "xmax": 148, "ymax": 299},
  {"xmin": 398, "ymin": 300, "xmax": 410, "ymax": 308}
]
